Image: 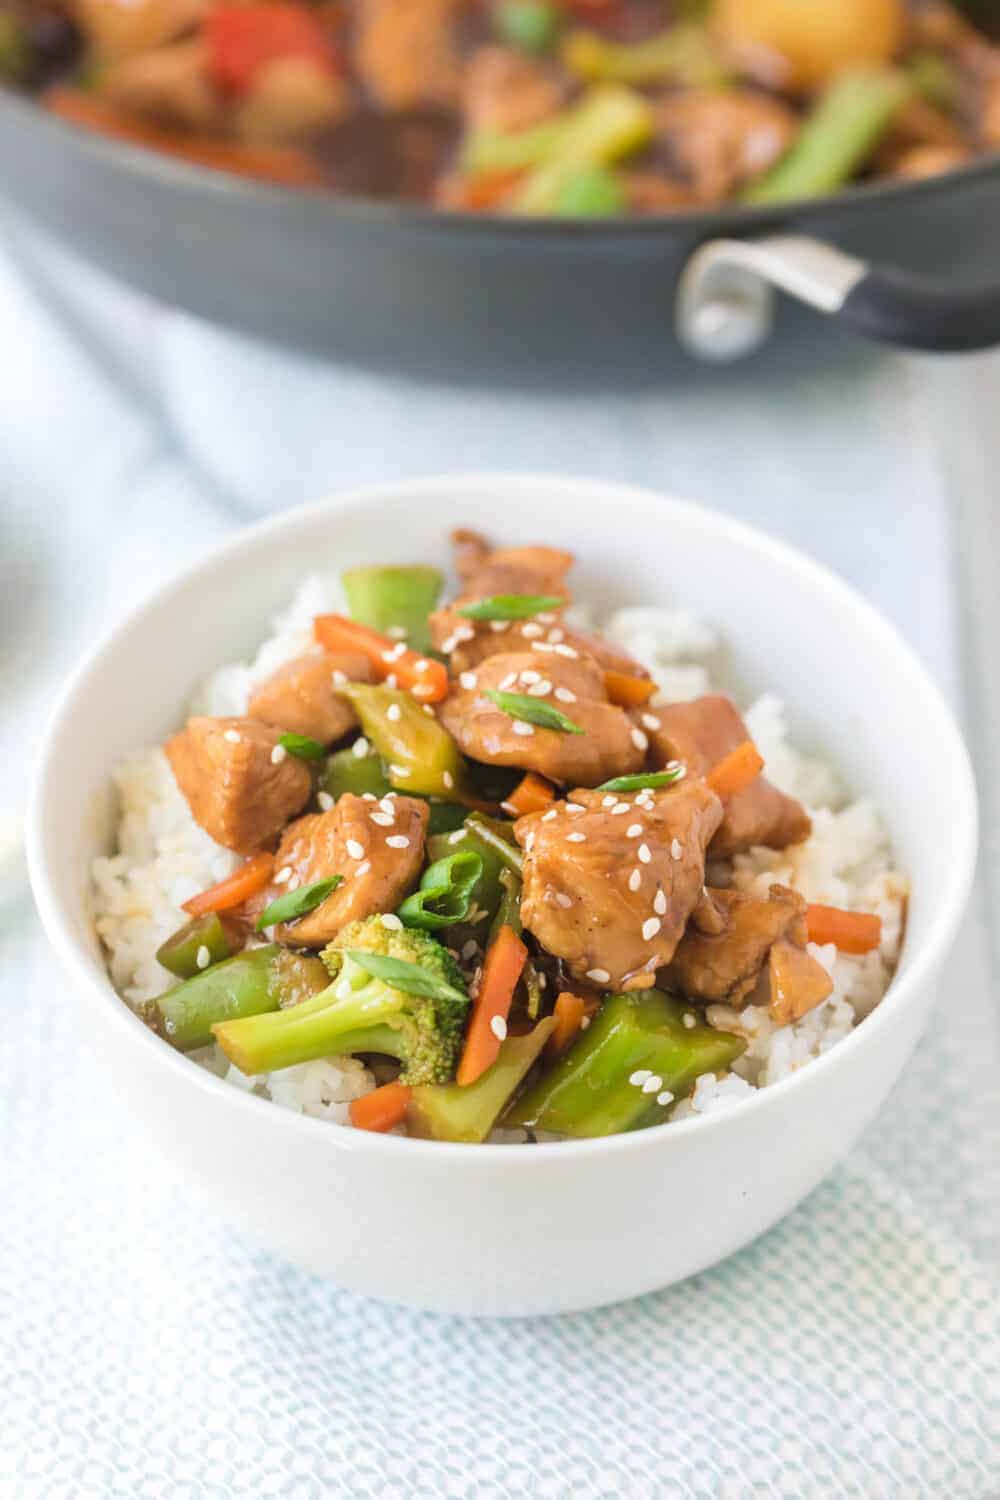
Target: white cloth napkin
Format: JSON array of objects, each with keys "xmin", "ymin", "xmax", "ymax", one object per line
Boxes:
[{"xmin": 1, "ymin": 225, "xmax": 998, "ymax": 1498}]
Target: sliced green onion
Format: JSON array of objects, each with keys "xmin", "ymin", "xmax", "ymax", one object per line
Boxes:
[
  {"xmin": 457, "ymin": 593, "xmax": 565, "ymax": 621},
  {"xmin": 485, "ymin": 689, "xmax": 584, "ymax": 734},
  {"xmin": 397, "ymin": 851, "xmax": 484, "ymax": 931},
  {"xmin": 278, "ymin": 732, "xmax": 327, "ymax": 762},
  {"xmin": 343, "ymin": 949, "xmax": 470, "ymax": 1006},
  {"xmin": 494, "ymin": 0, "xmax": 559, "ymax": 53},
  {"xmin": 256, "ymin": 877, "xmax": 342, "ymax": 932},
  {"xmin": 596, "ymin": 767, "xmax": 686, "ymax": 793}
]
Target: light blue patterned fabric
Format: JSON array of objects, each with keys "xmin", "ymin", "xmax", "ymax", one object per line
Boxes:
[{"xmin": 1, "ymin": 232, "xmax": 999, "ymax": 1498}]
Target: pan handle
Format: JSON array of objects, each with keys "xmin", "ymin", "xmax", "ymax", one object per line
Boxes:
[{"xmin": 675, "ymin": 233, "xmax": 1000, "ymax": 361}]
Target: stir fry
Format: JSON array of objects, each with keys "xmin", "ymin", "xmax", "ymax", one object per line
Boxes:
[
  {"xmin": 143, "ymin": 529, "xmax": 888, "ymax": 1141},
  {"xmin": 3, "ymin": 0, "xmax": 999, "ymax": 209}
]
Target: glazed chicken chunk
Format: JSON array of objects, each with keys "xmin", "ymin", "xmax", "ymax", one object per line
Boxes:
[
  {"xmin": 266, "ymin": 793, "xmax": 428, "ymax": 946},
  {"xmin": 440, "ymin": 650, "xmax": 645, "ymax": 787},
  {"xmin": 248, "ymin": 648, "xmax": 374, "ymax": 746},
  {"xmin": 667, "ymin": 883, "xmax": 833, "ymax": 1023},
  {"xmin": 165, "ymin": 715, "xmax": 312, "ymax": 854},
  {"xmin": 514, "ymin": 781, "xmax": 723, "ymax": 990},
  {"xmin": 644, "ymin": 695, "xmax": 811, "ymax": 856}
]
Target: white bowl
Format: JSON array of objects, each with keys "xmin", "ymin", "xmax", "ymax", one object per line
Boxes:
[{"xmin": 27, "ymin": 475, "xmax": 977, "ymax": 1317}]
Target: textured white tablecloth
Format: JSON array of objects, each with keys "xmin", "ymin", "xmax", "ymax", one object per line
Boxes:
[{"xmin": 1, "ymin": 229, "xmax": 998, "ymax": 1499}]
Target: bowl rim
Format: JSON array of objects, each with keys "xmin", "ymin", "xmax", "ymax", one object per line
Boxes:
[{"xmin": 27, "ymin": 472, "xmax": 979, "ymax": 1163}]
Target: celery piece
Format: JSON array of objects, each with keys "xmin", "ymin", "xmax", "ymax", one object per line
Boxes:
[
  {"xmin": 510, "ymin": 87, "xmax": 654, "ymax": 215},
  {"xmin": 407, "ymin": 1018, "xmax": 556, "ymax": 1142}
]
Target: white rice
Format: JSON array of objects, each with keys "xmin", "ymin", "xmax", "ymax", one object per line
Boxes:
[{"xmin": 92, "ymin": 580, "xmax": 908, "ymax": 1135}]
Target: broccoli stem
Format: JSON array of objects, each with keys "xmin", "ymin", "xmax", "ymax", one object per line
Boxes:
[
  {"xmin": 744, "ymin": 69, "xmax": 912, "ymax": 205},
  {"xmin": 339, "ymin": 683, "xmax": 470, "ymax": 799},
  {"xmin": 213, "ymin": 982, "xmax": 406, "ymax": 1076},
  {"xmin": 504, "ymin": 990, "xmax": 745, "ymax": 1137},
  {"xmin": 156, "ymin": 910, "xmax": 240, "ymax": 980},
  {"xmin": 561, "ymin": 22, "xmax": 727, "ymax": 87},
  {"xmin": 341, "ymin": 565, "xmax": 443, "ymax": 653},
  {"xmin": 509, "ymin": 86, "xmax": 654, "ymax": 215},
  {"xmin": 407, "ymin": 1017, "xmax": 556, "ymax": 1142},
  {"xmin": 155, "ymin": 945, "xmax": 281, "ymax": 1051}
]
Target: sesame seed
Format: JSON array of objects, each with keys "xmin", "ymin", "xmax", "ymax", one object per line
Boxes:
[
  {"xmin": 547, "ymin": 628, "xmax": 565, "ymax": 643},
  {"xmin": 387, "ymin": 703, "xmax": 402, "ymax": 722},
  {"xmin": 382, "ymin": 642, "xmax": 406, "ymax": 663},
  {"xmin": 520, "ymin": 669, "xmax": 541, "ymax": 685},
  {"xmin": 626, "ymin": 823, "xmax": 643, "ymax": 838},
  {"xmin": 387, "ymin": 626, "xmax": 407, "ymax": 641},
  {"xmin": 389, "ymin": 764, "xmax": 411, "ymax": 778},
  {"xmin": 630, "ymin": 1070, "xmax": 652, "ymax": 1087},
  {"xmin": 683, "ymin": 1013, "xmax": 696, "ymax": 1029},
  {"xmin": 527, "ymin": 680, "xmax": 552, "ymax": 697},
  {"xmin": 498, "ymin": 672, "xmax": 518, "ymax": 691},
  {"xmin": 443, "ymin": 771, "xmax": 454, "ymax": 789},
  {"xmin": 642, "ymin": 917, "xmax": 661, "ymax": 941},
  {"xmin": 317, "ymin": 791, "xmax": 334, "ymax": 812},
  {"xmin": 270, "ymin": 744, "xmax": 287, "ymax": 765},
  {"xmin": 413, "ymin": 658, "xmax": 430, "ymax": 673},
  {"xmin": 602, "ymin": 795, "xmax": 617, "ymax": 808},
  {"xmin": 611, "ymin": 802, "xmax": 630, "ymax": 816},
  {"xmin": 521, "ymin": 622, "xmax": 543, "ymax": 638},
  {"xmin": 461, "ymin": 939, "xmax": 479, "ymax": 960},
  {"xmin": 370, "ymin": 811, "xmax": 394, "ymax": 827},
  {"xmin": 523, "ymin": 832, "xmax": 535, "ymax": 852},
  {"xmin": 386, "ymin": 835, "xmax": 411, "ymax": 849},
  {"xmin": 671, "ymin": 838, "xmax": 683, "ymax": 861},
  {"xmin": 352, "ymin": 737, "xmax": 370, "ymax": 759},
  {"xmin": 223, "ymin": 729, "xmax": 241, "ymax": 744},
  {"xmin": 385, "ymin": 673, "xmax": 398, "ymax": 690},
  {"xmin": 455, "ymin": 626, "xmax": 475, "ymax": 643},
  {"xmin": 422, "ymin": 704, "xmax": 435, "ymax": 717},
  {"xmin": 380, "ymin": 913, "xmax": 403, "ymax": 930},
  {"xmin": 642, "ymin": 1074, "xmax": 663, "ymax": 1094},
  {"xmin": 440, "ymin": 635, "xmax": 458, "ymax": 654},
  {"xmin": 362, "ymin": 792, "xmax": 376, "ymax": 801},
  {"xmin": 641, "ymin": 713, "xmax": 661, "ymax": 731},
  {"xmin": 554, "ymin": 687, "xmax": 577, "ymax": 704},
  {"xmin": 667, "ymin": 761, "xmax": 687, "ymax": 781},
  {"xmin": 275, "ymin": 866, "xmax": 292, "ymax": 884},
  {"xmin": 288, "ymin": 876, "xmax": 301, "ymax": 891},
  {"xmin": 565, "ymin": 802, "xmax": 584, "ymax": 813},
  {"xmin": 537, "ymin": 612, "xmax": 557, "ymax": 624},
  {"xmin": 346, "ymin": 839, "xmax": 365, "ymax": 859},
  {"xmin": 196, "ymin": 945, "xmax": 211, "ymax": 970},
  {"xmin": 638, "ymin": 844, "xmax": 652, "ymax": 864},
  {"xmin": 541, "ymin": 809, "xmax": 558, "ymax": 822},
  {"xmin": 448, "ymin": 829, "xmax": 465, "ymax": 845},
  {"xmin": 490, "ymin": 620, "xmax": 511, "ymax": 633},
  {"xmin": 631, "ymin": 728, "xmax": 649, "ymax": 752},
  {"xmin": 566, "ymin": 831, "xmax": 586, "ymax": 843},
  {"xmin": 490, "ymin": 1015, "xmax": 508, "ymax": 1041},
  {"xmin": 459, "ymin": 671, "xmax": 478, "ymax": 690},
  {"xmin": 654, "ymin": 889, "xmax": 667, "ymax": 915},
  {"xmin": 332, "ymin": 669, "xmax": 348, "ymax": 687},
  {"xmin": 554, "ymin": 892, "xmax": 572, "ymax": 909},
  {"xmin": 355, "ymin": 860, "xmax": 371, "ymax": 877},
  {"xmin": 586, "ymin": 968, "xmax": 610, "ymax": 984},
  {"xmin": 554, "ymin": 644, "xmax": 578, "ymax": 658},
  {"xmin": 380, "ymin": 794, "xmax": 396, "ymax": 808},
  {"xmin": 533, "ymin": 641, "xmax": 555, "ymax": 653},
  {"xmin": 657, "ymin": 1090, "xmax": 674, "ymax": 1106},
  {"xmin": 512, "ymin": 721, "xmax": 535, "ymax": 737},
  {"xmin": 628, "ymin": 869, "xmax": 641, "ymax": 892},
  {"xmin": 580, "ymin": 1016, "xmax": 591, "ymax": 1030}
]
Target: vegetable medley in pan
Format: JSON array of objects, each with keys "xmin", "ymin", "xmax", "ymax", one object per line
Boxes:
[
  {"xmin": 5, "ymin": 0, "xmax": 1000, "ymax": 209},
  {"xmin": 139, "ymin": 531, "xmax": 891, "ymax": 1142}
]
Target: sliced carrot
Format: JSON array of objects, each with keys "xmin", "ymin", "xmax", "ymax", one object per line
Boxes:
[
  {"xmin": 705, "ymin": 740, "xmax": 765, "ymax": 800},
  {"xmin": 604, "ymin": 669, "xmax": 656, "ymax": 708},
  {"xmin": 349, "ymin": 1081, "xmax": 412, "ymax": 1133},
  {"xmin": 182, "ymin": 852, "xmax": 275, "ymax": 917},
  {"xmin": 806, "ymin": 904, "xmax": 882, "ymax": 954},
  {"xmin": 45, "ymin": 88, "xmax": 326, "ymax": 188},
  {"xmin": 457, "ymin": 924, "xmax": 528, "ymax": 1086},
  {"xmin": 313, "ymin": 613, "xmax": 449, "ymax": 703},
  {"xmin": 546, "ymin": 991, "xmax": 600, "ymax": 1056},
  {"xmin": 502, "ymin": 772, "xmax": 556, "ymax": 818},
  {"xmin": 452, "ymin": 168, "xmax": 524, "ymax": 211}
]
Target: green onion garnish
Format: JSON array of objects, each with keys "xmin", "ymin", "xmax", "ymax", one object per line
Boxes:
[
  {"xmin": 397, "ymin": 851, "xmax": 484, "ymax": 932},
  {"xmin": 596, "ymin": 767, "xmax": 686, "ymax": 793},
  {"xmin": 485, "ymin": 689, "xmax": 584, "ymax": 734},
  {"xmin": 278, "ymin": 732, "xmax": 327, "ymax": 762},
  {"xmin": 457, "ymin": 594, "xmax": 564, "ymax": 621},
  {"xmin": 343, "ymin": 949, "xmax": 470, "ymax": 1006},
  {"xmin": 256, "ymin": 877, "xmax": 342, "ymax": 931}
]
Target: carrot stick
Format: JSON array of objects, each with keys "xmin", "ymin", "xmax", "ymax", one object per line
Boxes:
[
  {"xmin": 457, "ymin": 924, "xmax": 528, "ymax": 1086},
  {"xmin": 604, "ymin": 670, "xmax": 655, "ymax": 708},
  {"xmin": 545, "ymin": 991, "xmax": 591, "ymax": 1055},
  {"xmin": 705, "ymin": 740, "xmax": 765, "ymax": 799},
  {"xmin": 182, "ymin": 852, "xmax": 275, "ymax": 917},
  {"xmin": 806, "ymin": 904, "xmax": 882, "ymax": 954},
  {"xmin": 502, "ymin": 772, "xmax": 556, "ymax": 818},
  {"xmin": 313, "ymin": 614, "xmax": 449, "ymax": 703},
  {"xmin": 349, "ymin": 1080, "xmax": 412, "ymax": 1133},
  {"xmin": 45, "ymin": 88, "xmax": 327, "ymax": 188},
  {"xmin": 454, "ymin": 168, "xmax": 524, "ymax": 211}
]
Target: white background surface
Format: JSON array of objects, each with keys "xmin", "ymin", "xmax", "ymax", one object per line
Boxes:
[{"xmin": 2, "ymin": 230, "xmax": 999, "ymax": 1497}]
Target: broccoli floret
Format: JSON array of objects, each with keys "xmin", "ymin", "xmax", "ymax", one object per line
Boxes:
[{"xmin": 212, "ymin": 915, "xmax": 469, "ymax": 1085}]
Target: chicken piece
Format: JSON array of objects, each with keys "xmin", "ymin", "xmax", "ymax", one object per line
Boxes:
[
  {"xmin": 653, "ymin": 88, "xmax": 797, "ymax": 204},
  {"xmin": 355, "ymin": 0, "xmax": 463, "ymax": 110},
  {"xmin": 248, "ymin": 649, "xmax": 373, "ymax": 745},
  {"xmin": 235, "ymin": 55, "xmax": 349, "ymax": 144},
  {"xmin": 890, "ymin": 143, "xmax": 970, "ymax": 181},
  {"xmin": 71, "ymin": 0, "xmax": 206, "ymax": 61},
  {"xmin": 165, "ymin": 717, "xmax": 312, "ymax": 855},
  {"xmin": 440, "ymin": 651, "xmax": 645, "ymax": 787},
  {"xmin": 514, "ymin": 781, "xmax": 723, "ymax": 989},
  {"xmin": 626, "ymin": 171, "xmax": 701, "ymax": 214},
  {"xmin": 462, "ymin": 45, "xmax": 564, "ymax": 133},
  {"xmin": 645, "ymin": 696, "xmax": 810, "ymax": 856},
  {"xmin": 668, "ymin": 883, "xmax": 806, "ymax": 1005},
  {"xmin": 101, "ymin": 40, "xmax": 222, "ymax": 131},
  {"xmin": 268, "ymin": 793, "xmax": 428, "ymax": 945}
]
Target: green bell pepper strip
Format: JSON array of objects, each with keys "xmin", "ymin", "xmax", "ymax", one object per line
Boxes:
[
  {"xmin": 156, "ymin": 911, "xmax": 239, "ymax": 980},
  {"xmin": 504, "ymin": 989, "xmax": 745, "ymax": 1137},
  {"xmin": 397, "ymin": 851, "xmax": 485, "ymax": 931},
  {"xmin": 407, "ymin": 1017, "xmax": 556, "ymax": 1142},
  {"xmin": 338, "ymin": 683, "xmax": 471, "ymax": 799},
  {"xmin": 744, "ymin": 69, "xmax": 912, "ymax": 205},
  {"xmin": 0, "ymin": 14, "xmax": 27, "ymax": 82},
  {"xmin": 463, "ymin": 813, "xmax": 524, "ymax": 878},
  {"xmin": 509, "ymin": 87, "xmax": 655, "ymax": 215},
  {"xmin": 488, "ymin": 866, "xmax": 523, "ymax": 944},
  {"xmin": 561, "ymin": 22, "xmax": 727, "ymax": 87},
  {"xmin": 319, "ymin": 745, "xmax": 393, "ymax": 802},
  {"xmin": 341, "ymin": 565, "xmax": 443, "ymax": 653},
  {"xmin": 462, "ymin": 117, "xmax": 570, "ymax": 175},
  {"xmin": 155, "ymin": 945, "xmax": 281, "ymax": 1051},
  {"xmin": 553, "ymin": 164, "xmax": 626, "ymax": 217},
  {"xmin": 424, "ymin": 800, "xmax": 468, "ymax": 836}
]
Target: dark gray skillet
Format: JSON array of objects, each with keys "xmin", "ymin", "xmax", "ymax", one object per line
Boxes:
[{"xmin": 3, "ymin": 84, "xmax": 1000, "ymax": 383}]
